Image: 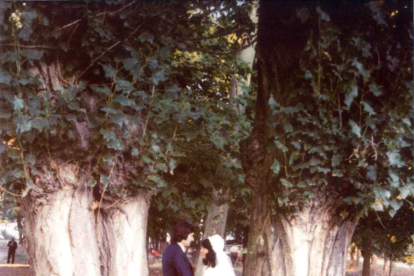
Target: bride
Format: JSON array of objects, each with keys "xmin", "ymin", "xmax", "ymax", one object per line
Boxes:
[{"xmin": 200, "ymin": 234, "xmax": 236, "ymax": 276}]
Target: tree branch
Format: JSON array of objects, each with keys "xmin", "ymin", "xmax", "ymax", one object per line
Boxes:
[{"xmin": 59, "ymin": 2, "xmax": 136, "ymax": 30}]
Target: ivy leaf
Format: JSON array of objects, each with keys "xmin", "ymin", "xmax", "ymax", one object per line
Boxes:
[
  {"xmin": 271, "ymin": 160, "xmax": 280, "ymax": 175},
  {"xmin": 106, "ymin": 139, "xmax": 124, "ymax": 150},
  {"xmin": 373, "ymin": 201, "xmax": 384, "ymax": 211},
  {"xmin": 332, "ymin": 153, "xmax": 341, "ymax": 167},
  {"xmin": 280, "ymin": 179, "xmax": 293, "ymax": 187},
  {"xmin": 132, "ymin": 148, "xmax": 139, "ymax": 156},
  {"xmin": 18, "ymin": 27, "xmax": 33, "ymax": 41},
  {"xmin": 100, "ymin": 129, "xmax": 116, "ymax": 141},
  {"xmin": 0, "ymin": 71, "xmax": 12, "ymax": 84},
  {"xmin": 13, "ymin": 96, "xmax": 25, "ymax": 111},
  {"xmin": 349, "ymin": 120, "xmax": 361, "ymax": 138},
  {"xmin": 115, "ymin": 80, "xmax": 134, "ymax": 94},
  {"xmin": 22, "ymin": 50, "xmax": 44, "ymax": 60},
  {"xmin": 101, "ymin": 64, "xmax": 116, "ymax": 78},
  {"xmin": 152, "ymin": 69, "xmax": 166, "ymax": 85},
  {"xmin": 92, "ymin": 86, "xmax": 112, "ymax": 96},
  {"xmin": 398, "ymin": 187, "xmax": 410, "ymax": 199},
  {"xmin": 316, "ymin": 7, "xmax": 330, "ymax": 21},
  {"xmin": 361, "ymin": 101, "xmax": 375, "ymax": 116},
  {"xmin": 101, "ymin": 107, "xmax": 118, "ymax": 114},
  {"xmin": 156, "ymin": 163, "xmax": 168, "ymax": 172},
  {"xmin": 151, "ymin": 145, "xmax": 161, "ymax": 153},
  {"xmin": 291, "ymin": 141, "xmax": 301, "ymax": 150},
  {"xmin": 369, "ymin": 83, "xmax": 382, "ymax": 96},
  {"xmin": 268, "ymin": 95, "xmax": 277, "ymax": 109},
  {"xmin": 390, "ymin": 199, "xmax": 403, "ymax": 212},
  {"xmin": 387, "ymin": 150, "xmax": 405, "ymax": 168},
  {"xmin": 139, "ymin": 32, "xmax": 155, "ymax": 44},
  {"xmin": 169, "ymin": 159, "xmax": 177, "ymax": 170},
  {"xmin": 344, "ymin": 82, "xmax": 358, "ymax": 108},
  {"xmin": 26, "ymin": 154, "xmax": 36, "ymax": 165},
  {"xmin": 275, "ymin": 140, "xmax": 288, "ymax": 152},
  {"xmin": 123, "ymin": 58, "xmax": 140, "ymax": 72},
  {"xmin": 114, "ymin": 95, "xmax": 134, "ymax": 106},
  {"xmin": 101, "ymin": 176, "xmax": 110, "ymax": 186},
  {"xmin": 21, "ymin": 10, "xmax": 38, "ymax": 24},
  {"xmin": 366, "ymin": 165, "xmax": 377, "ymax": 181},
  {"xmin": 282, "ymin": 120, "xmax": 293, "ymax": 132}
]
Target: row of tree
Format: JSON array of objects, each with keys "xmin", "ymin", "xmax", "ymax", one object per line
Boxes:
[{"xmin": 0, "ymin": 1, "xmax": 412, "ymax": 276}]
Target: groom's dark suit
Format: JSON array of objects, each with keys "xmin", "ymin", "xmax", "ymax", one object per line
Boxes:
[{"xmin": 162, "ymin": 243, "xmax": 194, "ymax": 276}]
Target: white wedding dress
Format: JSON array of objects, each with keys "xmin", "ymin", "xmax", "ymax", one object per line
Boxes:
[{"xmin": 202, "ymin": 234, "xmax": 236, "ymax": 276}]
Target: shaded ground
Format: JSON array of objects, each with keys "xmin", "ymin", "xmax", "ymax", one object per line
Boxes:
[
  {"xmin": 0, "ymin": 248, "xmax": 411, "ymax": 276},
  {"xmin": 345, "ymin": 262, "xmax": 413, "ymax": 276}
]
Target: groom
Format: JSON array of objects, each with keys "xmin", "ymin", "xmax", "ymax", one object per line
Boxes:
[{"xmin": 162, "ymin": 221, "xmax": 195, "ymax": 276}]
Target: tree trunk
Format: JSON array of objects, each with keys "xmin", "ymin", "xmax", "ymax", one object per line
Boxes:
[
  {"xmin": 361, "ymin": 244, "xmax": 371, "ymax": 276},
  {"xmin": 371, "ymin": 254, "xmax": 377, "ymax": 265},
  {"xmin": 383, "ymin": 257, "xmax": 388, "ymax": 271},
  {"xmin": 16, "ymin": 213, "xmax": 24, "ymax": 245},
  {"xmin": 240, "ymin": 1, "xmax": 359, "ymax": 275},
  {"xmin": 356, "ymin": 249, "xmax": 360, "ymax": 268},
  {"xmin": 349, "ymin": 250, "xmax": 355, "ymax": 270},
  {"xmin": 239, "ymin": 184, "xmax": 358, "ymax": 276},
  {"xmin": 194, "ymin": 190, "xmax": 229, "ymax": 276},
  {"xmin": 20, "ymin": 164, "xmax": 152, "ymax": 276},
  {"xmin": 389, "ymin": 260, "xmax": 393, "ymax": 276}
]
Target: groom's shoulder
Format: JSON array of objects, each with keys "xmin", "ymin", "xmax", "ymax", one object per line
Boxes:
[{"xmin": 164, "ymin": 243, "xmax": 180, "ymax": 254}]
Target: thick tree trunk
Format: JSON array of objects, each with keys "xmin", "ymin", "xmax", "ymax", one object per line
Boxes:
[
  {"xmin": 194, "ymin": 190, "xmax": 229, "ymax": 276},
  {"xmin": 361, "ymin": 245, "xmax": 371, "ymax": 276},
  {"xmin": 240, "ymin": 184, "xmax": 358, "ymax": 276},
  {"xmin": 20, "ymin": 164, "xmax": 152, "ymax": 276},
  {"xmin": 240, "ymin": 1, "xmax": 359, "ymax": 274}
]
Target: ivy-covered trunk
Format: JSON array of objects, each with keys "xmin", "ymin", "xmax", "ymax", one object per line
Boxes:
[
  {"xmin": 239, "ymin": 145, "xmax": 358, "ymax": 276},
  {"xmin": 20, "ymin": 164, "xmax": 152, "ymax": 276},
  {"xmin": 240, "ymin": 1, "xmax": 361, "ymax": 275}
]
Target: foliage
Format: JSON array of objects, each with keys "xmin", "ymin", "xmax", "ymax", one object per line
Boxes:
[
  {"xmin": 352, "ymin": 198, "xmax": 414, "ymax": 264},
  {"xmin": 0, "ymin": 0, "xmax": 254, "ymax": 217},
  {"xmin": 263, "ymin": 1, "xmax": 413, "ymax": 215}
]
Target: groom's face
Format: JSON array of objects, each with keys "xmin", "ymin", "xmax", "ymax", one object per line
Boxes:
[{"xmin": 182, "ymin": 232, "xmax": 194, "ymax": 247}]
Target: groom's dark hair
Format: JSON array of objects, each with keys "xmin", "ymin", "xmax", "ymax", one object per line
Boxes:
[{"xmin": 171, "ymin": 221, "xmax": 195, "ymax": 244}]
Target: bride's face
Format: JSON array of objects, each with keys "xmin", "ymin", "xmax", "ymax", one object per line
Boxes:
[{"xmin": 200, "ymin": 246, "xmax": 209, "ymax": 258}]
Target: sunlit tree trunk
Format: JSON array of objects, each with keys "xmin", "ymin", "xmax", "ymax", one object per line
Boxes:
[{"xmin": 20, "ymin": 164, "xmax": 152, "ymax": 276}]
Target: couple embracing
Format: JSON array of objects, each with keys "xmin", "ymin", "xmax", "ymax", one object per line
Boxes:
[{"xmin": 163, "ymin": 221, "xmax": 236, "ymax": 276}]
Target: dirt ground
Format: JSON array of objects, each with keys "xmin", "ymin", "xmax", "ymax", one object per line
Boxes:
[
  {"xmin": 0, "ymin": 243, "xmax": 411, "ymax": 276},
  {"xmin": 1, "ymin": 264, "xmax": 412, "ymax": 276}
]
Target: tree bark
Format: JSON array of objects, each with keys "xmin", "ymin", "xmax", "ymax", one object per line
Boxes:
[
  {"xmin": 371, "ymin": 254, "xmax": 377, "ymax": 265},
  {"xmin": 361, "ymin": 242, "xmax": 371, "ymax": 276},
  {"xmin": 389, "ymin": 260, "xmax": 393, "ymax": 276},
  {"xmin": 239, "ymin": 183, "xmax": 358, "ymax": 276},
  {"xmin": 16, "ymin": 213, "xmax": 24, "ymax": 245},
  {"xmin": 383, "ymin": 257, "xmax": 388, "ymax": 271},
  {"xmin": 20, "ymin": 164, "xmax": 152, "ymax": 276}
]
